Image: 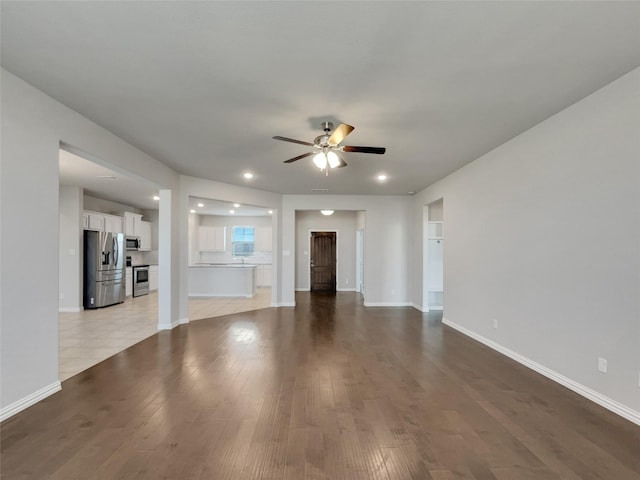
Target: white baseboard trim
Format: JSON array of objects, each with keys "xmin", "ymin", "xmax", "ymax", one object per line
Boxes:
[
  {"xmin": 157, "ymin": 319, "xmax": 180, "ymax": 330},
  {"xmin": 429, "ymin": 306, "xmax": 444, "ymax": 311},
  {"xmin": 363, "ymin": 301, "xmax": 412, "ymax": 307},
  {"xmin": 295, "ymin": 288, "xmax": 310, "ymax": 292},
  {"xmin": 178, "ymin": 317, "xmax": 189, "ymax": 325},
  {"xmin": 189, "ymin": 293, "xmax": 254, "ymax": 298},
  {"xmin": 442, "ymin": 318, "xmax": 640, "ymax": 427},
  {"xmin": 1, "ymin": 381, "xmax": 61, "ymax": 422},
  {"xmin": 337, "ymin": 288, "xmax": 357, "ymax": 292},
  {"xmin": 275, "ymin": 302, "xmax": 296, "ymax": 307},
  {"xmin": 59, "ymin": 306, "xmax": 82, "ymax": 313},
  {"xmin": 411, "ymin": 303, "xmax": 429, "ymax": 312}
]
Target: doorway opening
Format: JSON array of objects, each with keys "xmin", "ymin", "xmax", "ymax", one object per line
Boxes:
[
  {"xmin": 423, "ymin": 199, "xmax": 444, "ymax": 311},
  {"xmin": 186, "ymin": 196, "xmax": 275, "ymax": 320},
  {"xmin": 356, "ymin": 228, "xmax": 365, "ymax": 294},
  {"xmin": 310, "ymin": 231, "xmax": 337, "ymax": 293},
  {"xmin": 58, "ymin": 145, "xmax": 163, "ymax": 381}
]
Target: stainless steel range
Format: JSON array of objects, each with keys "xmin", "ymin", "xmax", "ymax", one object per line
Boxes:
[{"xmin": 132, "ymin": 265, "xmax": 150, "ymax": 297}]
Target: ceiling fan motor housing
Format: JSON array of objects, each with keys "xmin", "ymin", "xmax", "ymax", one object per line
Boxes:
[{"xmin": 314, "ymin": 135, "xmax": 330, "ymax": 148}]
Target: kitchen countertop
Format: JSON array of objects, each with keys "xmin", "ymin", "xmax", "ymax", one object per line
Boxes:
[{"xmin": 190, "ymin": 263, "xmax": 256, "ymax": 268}]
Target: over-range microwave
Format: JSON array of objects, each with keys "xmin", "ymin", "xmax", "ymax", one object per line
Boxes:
[{"xmin": 125, "ymin": 236, "xmax": 140, "ymax": 251}]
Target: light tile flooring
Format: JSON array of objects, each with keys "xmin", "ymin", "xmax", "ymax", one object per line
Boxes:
[{"xmin": 58, "ymin": 288, "xmax": 272, "ymax": 381}]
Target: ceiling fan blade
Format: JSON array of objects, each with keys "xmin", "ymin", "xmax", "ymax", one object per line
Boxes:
[
  {"xmin": 283, "ymin": 151, "xmax": 314, "ymax": 163},
  {"xmin": 273, "ymin": 136, "xmax": 314, "ymax": 147},
  {"xmin": 328, "ymin": 123, "xmax": 355, "ymax": 146},
  {"xmin": 336, "ymin": 158, "xmax": 347, "ymax": 168},
  {"xmin": 342, "ymin": 145, "xmax": 386, "ymax": 154}
]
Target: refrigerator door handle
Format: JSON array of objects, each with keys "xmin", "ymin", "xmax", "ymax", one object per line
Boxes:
[
  {"xmin": 113, "ymin": 237, "xmax": 119, "ymax": 266},
  {"xmin": 102, "ymin": 251, "xmax": 110, "ymax": 265}
]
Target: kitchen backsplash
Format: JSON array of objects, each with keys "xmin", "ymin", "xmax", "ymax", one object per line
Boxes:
[
  {"xmin": 129, "ymin": 250, "xmax": 159, "ymax": 265},
  {"xmin": 198, "ymin": 251, "xmax": 272, "ymax": 265}
]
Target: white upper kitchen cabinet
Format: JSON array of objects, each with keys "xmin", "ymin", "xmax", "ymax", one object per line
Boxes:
[
  {"xmin": 198, "ymin": 226, "xmax": 226, "ymax": 252},
  {"xmin": 139, "ymin": 221, "xmax": 152, "ymax": 251},
  {"xmin": 104, "ymin": 214, "xmax": 123, "ymax": 234},
  {"xmin": 255, "ymin": 227, "xmax": 272, "ymax": 252},
  {"xmin": 124, "ymin": 212, "xmax": 143, "ymax": 237},
  {"xmin": 87, "ymin": 212, "xmax": 105, "ymax": 231}
]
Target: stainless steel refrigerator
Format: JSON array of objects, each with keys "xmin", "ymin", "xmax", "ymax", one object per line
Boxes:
[{"xmin": 84, "ymin": 231, "xmax": 125, "ymax": 309}]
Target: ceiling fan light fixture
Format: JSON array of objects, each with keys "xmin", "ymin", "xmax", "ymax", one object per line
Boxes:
[
  {"xmin": 313, "ymin": 152, "xmax": 327, "ymax": 170},
  {"xmin": 320, "ymin": 210, "xmax": 334, "ymax": 216},
  {"xmin": 327, "ymin": 151, "xmax": 340, "ymax": 169}
]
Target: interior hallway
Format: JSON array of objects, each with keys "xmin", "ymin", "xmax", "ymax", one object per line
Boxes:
[
  {"xmin": 7, "ymin": 292, "xmax": 639, "ymax": 479},
  {"xmin": 58, "ymin": 288, "xmax": 272, "ymax": 380}
]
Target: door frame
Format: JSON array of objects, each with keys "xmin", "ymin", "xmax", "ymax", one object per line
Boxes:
[
  {"xmin": 356, "ymin": 228, "xmax": 364, "ymax": 294},
  {"xmin": 307, "ymin": 229, "xmax": 338, "ymax": 291}
]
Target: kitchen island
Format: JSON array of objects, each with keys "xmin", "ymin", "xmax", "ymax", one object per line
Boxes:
[{"xmin": 188, "ymin": 264, "xmax": 257, "ymax": 297}]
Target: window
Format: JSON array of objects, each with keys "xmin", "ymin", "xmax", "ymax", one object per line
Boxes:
[{"xmin": 232, "ymin": 226, "xmax": 255, "ymax": 257}]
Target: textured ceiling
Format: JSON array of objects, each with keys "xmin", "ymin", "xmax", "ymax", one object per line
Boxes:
[{"xmin": 3, "ymin": 2, "xmax": 640, "ymax": 196}]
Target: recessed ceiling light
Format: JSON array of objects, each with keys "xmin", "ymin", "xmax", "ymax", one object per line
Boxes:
[
  {"xmin": 229, "ymin": 209, "xmax": 235, "ymax": 214},
  {"xmin": 153, "ymin": 195, "xmax": 160, "ymax": 201},
  {"xmin": 197, "ymin": 203, "xmax": 204, "ymax": 208},
  {"xmin": 408, "ymin": 191, "xmax": 415, "ymax": 195},
  {"xmin": 268, "ymin": 210, "xmax": 273, "ymax": 214},
  {"xmin": 243, "ymin": 172, "xmax": 254, "ymax": 180},
  {"xmin": 377, "ymin": 174, "xmax": 387, "ymax": 182},
  {"xmin": 233, "ymin": 203, "xmax": 240, "ymax": 208},
  {"xmin": 320, "ymin": 210, "xmax": 334, "ymax": 216},
  {"xmin": 190, "ymin": 209, "xmax": 196, "ymax": 213},
  {"xmin": 311, "ymin": 188, "xmax": 329, "ymax": 192}
]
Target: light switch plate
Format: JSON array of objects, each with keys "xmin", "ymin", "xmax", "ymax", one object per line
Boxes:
[{"xmin": 598, "ymin": 357, "xmax": 607, "ymax": 373}]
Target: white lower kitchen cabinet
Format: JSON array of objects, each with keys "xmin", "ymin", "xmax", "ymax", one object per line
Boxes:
[
  {"xmin": 125, "ymin": 267, "xmax": 132, "ymax": 297},
  {"xmin": 149, "ymin": 265, "xmax": 159, "ymax": 291},
  {"xmin": 189, "ymin": 265, "xmax": 256, "ymax": 297}
]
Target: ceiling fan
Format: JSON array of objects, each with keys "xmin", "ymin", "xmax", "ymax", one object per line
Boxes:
[{"xmin": 273, "ymin": 121, "xmax": 386, "ymax": 174}]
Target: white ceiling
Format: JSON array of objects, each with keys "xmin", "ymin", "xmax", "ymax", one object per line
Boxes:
[
  {"xmin": 4, "ymin": 2, "xmax": 640, "ymax": 196},
  {"xmin": 59, "ymin": 149, "xmax": 161, "ymax": 210},
  {"xmin": 189, "ymin": 197, "xmax": 271, "ymax": 217}
]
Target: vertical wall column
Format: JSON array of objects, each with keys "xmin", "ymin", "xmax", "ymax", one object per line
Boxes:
[
  {"xmin": 158, "ymin": 189, "xmax": 182, "ymax": 329},
  {"xmin": 59, "ymin": 185, "xmax": 84, "ymax": 312}
]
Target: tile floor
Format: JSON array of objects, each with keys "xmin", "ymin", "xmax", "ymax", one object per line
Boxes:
[{"xmin": 58, "ymin": 288, "xmax": 272, "ymax": 381}]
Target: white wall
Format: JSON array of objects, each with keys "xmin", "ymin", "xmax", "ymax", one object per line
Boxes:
[
  {"xmin": 294, "ymin": 210, "xmax": 357, "ymax": 291},
  {"xmin": 59, "ymin": 186, "xmax": 83, "ymax": 311},
  {"xmin": 0, "ymin": 69, "xmax": 180, "ymax": 419},
  {"xmin": 282, "ymin": 195, "xmax": 412, "ymax": 306},
  {"xmin": 411, "ymin": 67, "xmax": 640, "ymax": 422},
  {"xmin": 83, "ymin": 195, "xmax": 143, "ymax": 215}
]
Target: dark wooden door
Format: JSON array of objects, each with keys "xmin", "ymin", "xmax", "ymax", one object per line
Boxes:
[{"xmin": 310, "ymin": 232, "xmax": 336, "ymax": 292}]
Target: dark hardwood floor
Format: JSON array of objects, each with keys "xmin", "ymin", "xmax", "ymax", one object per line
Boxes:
[{"xmin": 2, "ymin": 292, "xmax": 639, "ymax": 479}]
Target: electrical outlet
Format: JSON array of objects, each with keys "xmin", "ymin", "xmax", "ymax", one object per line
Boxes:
[
  {"xmin": 598, "ymin": 357, "xmax": 607, "ymax": 373},
  {"xmin": 492, "ymin": 319, "xmax": 498, "ymax": 329}
]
